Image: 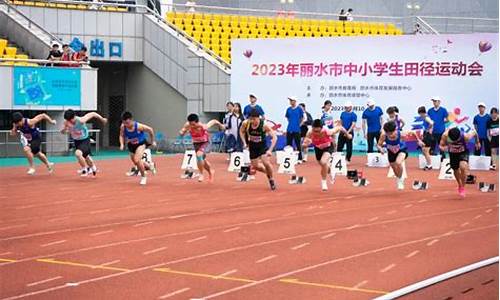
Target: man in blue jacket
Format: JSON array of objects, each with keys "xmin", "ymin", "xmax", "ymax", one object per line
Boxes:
[
  {"xmin": 243, "ymin": 94, "xmax": 265, "ymax": 119},
  {"xmin": 337, "ymin": 101, "xmax": 357, "ymax": 162},
  {"xmin": 362, "ymin": 99, "xmax": 383, "ymax": 153},
  {"xmin": 473, "ymin": 102, "xmax": 491, "ymax": 158},
  {"xmin": 427, "ymin": 96, "xmax": 448, "ymax": 158}
]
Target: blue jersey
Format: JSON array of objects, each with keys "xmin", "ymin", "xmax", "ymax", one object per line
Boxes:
[
  {"xmin": 18, "ymin": 118, "xmax": 40, "ymax": 141},
  {"xmin": 320, "ymin": 110, "xmax": 335, "ymax": 129},
  {"xmin": 422, "ymin": 116, "xmax": 432, "ymax": 132},
  {"xmin": 385, "ymin": 130, "xmax": 406, "ymax": 154},
  {"xmin": 124, "ymin": 121, "xmax": 146, "ymax": 145},
  {"xmin": 68, "ymin": 118, "xmax": 89, "ymax": 141}
]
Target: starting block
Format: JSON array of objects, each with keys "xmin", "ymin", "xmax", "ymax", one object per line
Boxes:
[
  {"xmin": 237, "ymin": 166, "xmax": 255, "ymax": 182},
  {"xmin": 181, "ymin": 169, "xmax": 196, "ymax": 179},
  {"xmin": 289, "ymin": 175, "xmax": 306, "ymax": 184},
  {"xmin": 347, "ymin": 170, "xmax": 358, "ymax": 180},
  {"xmin": 352, "ymin": 177, "xmax": 369, "ymax": 187},
  {"xmin": 466, "ymin": 175, "xmax": 476, "ymax": 184},
  {"xmin": 479, "ymin": 182, "xmax": 496, "ymax": 192},
  {"xmin": 412, "ymin": 180, "xmax": 429, "ymax": 190}
]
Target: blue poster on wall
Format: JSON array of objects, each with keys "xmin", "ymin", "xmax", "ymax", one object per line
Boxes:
[{"xmin": 13, "ymin": 66, "xmax": 81, "ymax": 106}]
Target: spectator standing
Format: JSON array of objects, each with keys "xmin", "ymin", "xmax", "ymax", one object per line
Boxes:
[
  {"xmin": 427, "ymin": 96, "xmax": 448, "ymax": 158},
  {"xmin": 386, "ymin": 106, "xmax": 405, "ymax": 130},
  {"xmin": 243, "ymin": 94, "xmax": 265, "ymax": 119},
  {"xmin": 473, "ymin": 102, "xmax": 491, "ymax": 159},
  {"xmin": 487, "ymin": 107, "xmax": 499, "ymax": 170},
  {"xmin": 285, "ymin": 96, "xmax": 304, "ymax": 161},
  {"xmin": 337, "ymin": 101, "xmax": 357, "ymax": 162},
  {"xmin": 60, "ymin": 44, "xmax": 73, "ymax": 67},
  {"xmin": 346, "ymin": 8, "xmax": 354, "ymax": 21},
  {"xmin": 338, "ymin": 9, "xmax": 347, "ymax": 21},
  {"xmin": 362, "ymin": 99, "xmax": 383, "ymax": 153},
  {"xmin": 72, "ymin": 46, "xmax": 89, "ymax": 65},
  {"xmin": 299, "ymin": 103, "xmax": 313, "ymax": 161},
  {"xmin": 46, "ymin": 43, "xmax": 62, "ymax": 66},
  {"xmin": 320, "ymin": 100, "xmax": 335, "ymax": 129},
  {"xmin": 224, "ymin": 102, "xmax": 244, "ymax": 153}
]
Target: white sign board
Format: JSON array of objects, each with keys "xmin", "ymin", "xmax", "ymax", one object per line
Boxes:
[{"xmin": 367, "ymin": 152, "xmax": 389, "ymax": 167}]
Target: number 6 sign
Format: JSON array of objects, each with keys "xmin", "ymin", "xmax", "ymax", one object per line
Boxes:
[{"xmin": 228, "ymin": 152, "xmax": 244, "ymax": 172}]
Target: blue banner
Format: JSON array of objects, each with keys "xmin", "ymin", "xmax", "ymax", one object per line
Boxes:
[{"xmin": 13, "ymin": 66, "xmax": 81, "ymax": 106}]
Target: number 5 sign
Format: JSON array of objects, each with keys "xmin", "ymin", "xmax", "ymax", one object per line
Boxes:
[
  {"xmin": 330, "ymin": 152, "xmax": 347, "ymax": 176},
  {"xmin": 181, "ymin": 150, "xmax": 198, "ymax": 170},
  {"xmin": 278, "ymin": 152, "xmax": 297, "ymax": 174}
]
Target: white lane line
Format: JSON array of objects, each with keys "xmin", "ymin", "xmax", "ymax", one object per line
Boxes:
[
  {"xmin": 291, "ymin": 243, "xmax": 310, "ymax": 250},
  {"xmin": 432, "ymin": 194, "xmax": 439, "ymax": 198},
  {"xmin": 123, "ymin": 204, "xmax": 141, "ymax": 210},
  {"xmin": 48, "ymin": 217, "xmax": 70, "ymax": 223},
  {"xmin": 386, "ymin": 210, "xmax": 397, "ymax": 215},
  {"xmin": 229, "ymin": 202, "xmax": 244, "ymax": 207},
  {"xmin": 256, "ymin": 255, "xmax": 277, "ymax": 264},
  {"xmin": 0, "ymin": 224, "xmax": 27, "ymax": 231},
  {"xmin": 254, "ymin": 219, "xmax": 271, "ymax": 225},
  {"xmin": 486, "ymin": 209, "xmax": 493, "ymax": 213},
  {"xmin": 321, "ymin": 233, "xmax": 336, "ymax": 240},
  {"xmin": 89, "ymin": 230, "xmax": 114, "ymax": 237},
  {"xmin": 169, "ymin": 214, "xmax": 189, "ymax": 219},
  {"xmin": 133, "ymin": 222, "xmax": 153, "ymax": 228},
  {"xmin": 99, "ymin": 260, "xmax": 121, "ymax": 267},
  {"xmin": 282, "ymin": 212, "xmax": 296, "ymax": 217},
  {"xmin": 216, "ymin": 269, "xmax": 238, "ymax": 278},
  {"xmin": 346, "ymin": 224, "xmax": 360, "ymax": 230},
  {"xmin": 369, "ymin": 217, "xmax": 379, "ymax": 222},
  {"xmin": 380, "ymin": 263, "xmax": 396, "ymax": 273},
  {"xmin": 418, "ymin": 199, "xmax": 428, "ymax": 203},
  {"xmin": 186, "ymin": 236, "xmax": 207, "ymax": 243},
  {"xmin": 461, "ymin": 222, "xmax": 470, "ymax": 227},
  {"xmin": 404, "ymin": 204, "xmax": 413, "ymax": 209},
  {"xmin": 158, "ymin": 287, "xmax": 191, "ymax": 299},
  {"xmin": 344, "ymin": 196, "xmax": 356, "ymax": 199},
  {"xmin": 143, "ymin": 247, "xmax": 168, "ymax": 255},
  {"xmin": 0, "ymin": 251, "xmax": 12, "ymax": 256},
  {"xmin": 223, "ymin": 227, "xmax": 241, "ymax": 233},
  {"xmin": 427, "ymin": 239, "xmax": 439, "ymax": 246},
  {"xmin": 406, "ymin": 250, "xmax": 420, "ymax": 258},
  {"xmin": 474, "ymin": 214, "xmax": 483, "ymax": 220},
  {"xmin": 89, "ymin": 209, "xmax": 111, "ymax": 215},
  {"xmin": 40, "ymin": 240, "xmax": 66, "ymax": 247},
  {"xmin": 353, "ymin": 280, "xmax": 368, "ymax": 289},
  {"xmin": 26, "ymin": 276, "xmax": 62, "ymax": 287},
  {"xmin": 307, "ymin": 205, "xmax": 318, "ymax": 210}
]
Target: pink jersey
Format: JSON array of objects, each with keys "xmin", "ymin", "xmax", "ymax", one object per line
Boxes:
[
  {"xmin": 189, "ymin": 124, "xmax": 209, "ymax": 143},
  {"xmin": 311, "ymin": 129, "xmax": 332, "ymax": 149}
]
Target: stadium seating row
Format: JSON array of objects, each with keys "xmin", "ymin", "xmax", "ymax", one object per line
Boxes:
[
  {"xmin": 9, "ymin": 0, "xmax": 128, "ymax": 12},
  {"xmin": 0, "ymin": 38, "xmax": 36, "ymax": 66},
  {"xmin": 166, "ymin": 12, "xmax": 403, "ymax": 63}
]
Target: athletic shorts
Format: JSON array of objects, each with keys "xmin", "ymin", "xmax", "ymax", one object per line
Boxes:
[
  {"xmin": 449, "ymin": 151, "xmax": 469, "ymax": 170},
  {"xmin": 249, "ymin": 142, "xmax": 268, "ymax": 160},
  {"xmin": 314, "ymin": 144, "xmax": 334, "ymax": 161},
  {"xmin": 423, "ymin": 131, "xmax": 433, "ymax": 148},
  {"xmin": 25, "ymin": 137, "xmax": 41, "ymax": 155},
  {"xmin": 74, "ymin": 138, "xmax": 91, "ymax": 158},
  {"xmin": 127, "ymin": 141, "xmax": 146, "ymax": 154},
  {"xmin": 388, "ymin": 149, "xmax": 408, "ymax": 163},
  {"xmin": 193, "ymin": 142, "xmax": 209, "ymax": 154},
  {"xmin": 491, "ymin": 136, "xmax": 499, "ymax": 148}
]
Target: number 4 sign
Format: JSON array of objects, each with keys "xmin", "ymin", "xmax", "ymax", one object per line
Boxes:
[
  {"xmin": 181, "ymin": 150, "xmax": 198, "ymax": 170},
  {"xmin": 330, "ymin": 153, "xmax": 347, "ymax": 176},
  {"xmin": 438, "ymin": 159, "xmax": 456, "ymax": 180}
]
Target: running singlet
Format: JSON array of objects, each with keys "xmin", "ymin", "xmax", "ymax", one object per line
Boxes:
[
  {"xmin": 247, "ymin": 120, "xmax": 266, "ymax": 144},
  {"xmin": 311, "ymin": 129, "xmax": 332, "ymax": 149},
  {"xmin": 385, "ymin": 131, "xmax": 406, "ymax": 153},
  {"xmin": 18, "ymin": 119, "xmax": 39, "ymax": 141},
  {"xmin": 447, "ymin": 132, "xmax": 466, "ymax": 153},
  {"xmin": 124, "ymin": 121, "xmax": 146, "ymax": 145},
  {"xmin": 68, "ymin": 118, "xmax": 89, "ymax": 140},
  {"xmin": 189, "ymin": 125, "xmax": 209, "ymax": 143},
  {"xmin": 422, "ymin": 117, "xmax": 432, "ymax": 132},
  {"xmin": 320, "ymin": 111, "xmax": 334, "ymax": 129}
]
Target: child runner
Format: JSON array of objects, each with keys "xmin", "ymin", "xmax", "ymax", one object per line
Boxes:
[
  {"xmin": 377, "ymin": 121, "xmax": 424, "ymax": 190},
  {"xmin": 487, "ymin": 107, "xmax": 498, "ymax": 170},
  {"xmin": 417, "ymin": 106, "xmax": 435, "ymax": 170},
  {"xmin": 439, "ymin": 127, "xmax": 480, "ymax": 197},
  {"xmin": 10, "ymin": 112, "xmax": 55, "ymax": 175},
  {"xmin": 302, "ymin": 119, "xmax": 351, "ymax": 191},
  {"xmin": 179, "ymin": 114, "xmax": 225, "ymax": 182},
  {"xmin": 240, "ymin": 109, "xmax": 278, "ymax": 190},
  {"xmin": 119, "ymin": 112, "xmax": 156, "ymax": 185},
  {"xmin": 61, "ymin": 109, "xmax": 107, "ymax": 177}
]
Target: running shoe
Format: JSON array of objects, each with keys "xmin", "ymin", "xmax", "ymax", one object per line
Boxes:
[
  {"xmin": 150, "ymin": 162, "xmax": 157, "ymax": 175},
  {"xmin": 424, "ymin": 165, "xmax": 433, "ymax": 171},
  {"xmin": 27, "ymin": 168, "xmax": 35, "ymax": 175},
  {"xmin": 47, "ymin": 163, "xmax": 55, "ymax": 174},
  {"xmin": 269, "ymin": 179, "xmax": 276, "ymax": 191},
  {"xmin": 490, "ymin": 165, "xmax": 497, "ymax": 171},
  {"xmin": 396, "ymin": 177, "xmax": 405, "ymax": 190},
  {"xmin": 140, "ymin": 176, "xmax": 147, "ymax": 185},
  {"xmin": 321, "ymin": 180, "xmax": 328, "ymax": 191},
  {"xmin": 458, "ymin": 186, "xmax": 466, "ymax": 198}
]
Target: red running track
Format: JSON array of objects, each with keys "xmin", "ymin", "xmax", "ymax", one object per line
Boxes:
[{"xmin": 0, "ymin": 154, "xmax": 498, "ymax": 300}]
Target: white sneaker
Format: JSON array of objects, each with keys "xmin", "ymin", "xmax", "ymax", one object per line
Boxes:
[
  {"xmin": 397, "ymin": 177, "xmax": 405, "ymax": 190},
  {"xmin": 198, "ymin": 174, "xmax": 204, "ymax": 182},
  {"xmin": 140, "ymin": 176, "xmax": 147, "ymax": 185},
  {"xmin": 27, "ymin": 168, "xmax": 36, "ymax": 175},
  {"xmin": 91, "ymin": 165, "xmax": 97, "ymax": 176},
  {"xmin": 150, "ymin": 162, "xmax": 157, "ymax": 175},
  {"xmin": 47, "ymin": 163, "xmax": 54, "ymax": 174},
  {"xmin": 321, "ymin": 180, "xmax": 328, "ymax": 191}
]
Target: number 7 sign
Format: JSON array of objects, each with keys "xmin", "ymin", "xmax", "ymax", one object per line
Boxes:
[{"xmin": 181, "ymin": 150, "xmax": 198, "ymax": 170}]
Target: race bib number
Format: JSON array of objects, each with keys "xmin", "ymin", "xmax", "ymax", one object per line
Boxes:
[{"xmin": 181, "ymin": 150, "xmax": 198, "ymax": 170}]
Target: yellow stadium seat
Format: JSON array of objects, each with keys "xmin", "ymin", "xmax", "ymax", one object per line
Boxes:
[
  {"xmin": 166, "ymin": 11, "xmax": 175, "ymax": 20},
  {"xmin": 35, "ymin": 2, "xmax": 46, "ymax": 7},
  {"xmin": 230, "ymin": 21, "xmax": 239, "ymax": 28},
  {"xmin": 193, "ymin": 19, "xmax": 202, "ymax": 26},
  {"xmin": 0, "ymin": 39, "xmax": 7, "ymax": 55},
  {"xmin": 193, "ymin": 13, "xmax": 202, "ymax": 19},
  {"xmin": 221, "ymin": 20, "xmax": 229, "ymax": 27},
  {"xmin": 24, "ymin": 1, "xmax": 34, "ymax": 5},
  {"xmin": 221, "ymin": 15, "xmax": 230, "ymax": 21},
  {"xmin": 5, "ymin": 47, "xmax": 17, "ymax": 56},
  {"xmin": 16, "ymin": 54, "xmax": 28, "ymax": 60},
  {"xmin": 220, "ymin": 32, "xmax": 229, "ymax": 40},
  {"xmin": 201, "ymin": 37, "xmax": 210, "ymax": 45}
]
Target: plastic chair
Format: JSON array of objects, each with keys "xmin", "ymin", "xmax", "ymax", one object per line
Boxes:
[
  {"xmin": 173, "ymin": 135, "xmax": 185, "ymax": 153},
  {"xmin": 211, "ymin": 132, "xmax": 225, "ymax": 153}
]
